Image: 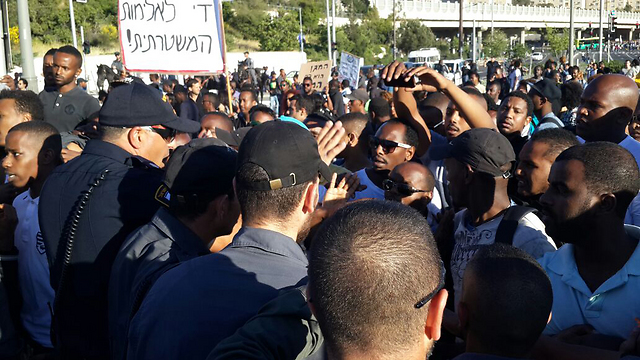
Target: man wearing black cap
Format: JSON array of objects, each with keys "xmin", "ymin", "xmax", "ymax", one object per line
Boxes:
[
  {"xmin": 108, "ymin": 139, "xmax": 239, "ymax": 360},
  {"xmin": 38, "ymin": 82, "xmax": 200, "ymax": 359},
  {"xmin": 429, "ymin": 128, "xmax": 555, "ymax": 312},
  {"xmin": 346, "ymin": 88, "xmax": 368, "ymax": 114},
  {"xmin": 39, "ymin": 46, "xmax": 101, "ymax": 132},
  {"xmin": 111, "ymin": 51, "xmax": 123, "ymax": 76},
  {"xmin": 128, "ymin": 121, "xmax": 327, "ymax": 360},
  {"xmin": 528, "ymin": 78, "xmax": 564, "ymax": 131}
]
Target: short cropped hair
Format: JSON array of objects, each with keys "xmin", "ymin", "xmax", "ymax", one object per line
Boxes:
[
  {"xmin": 44, "ymin": 48, "xmax": 58, "ymax": 58},
  {"xmin": 292, "ymin": 94, "xmax": 315, "ymax": 114},
  {"xmin": 309, "ymin": 200, "xmax": 443, "ymax": 358},
  {"xmin": 186, "ymin": 79, "xmax": 199, "ymax": 90},
  {"xmin": 368, "ymin": 98, "xmax": 391, "ymax": 118},
  {"xmin": 249, "ymin": 105, "xmax": 276, "ymax": 124},
  {"xmin": 8, "ymin": 121, "xmax": 62, "ymax": 165},
  {"xmin": 380, "ymin": 118, "xmax": 419, "ymax": 148},
  {"xmin": 235, "ymin": 162, "xmax": 311, "ymax": 224},
  {"xmin": 529, "ymin": 129, "xmax": 580, "ymax": 160},
  {"xmin": 203, "ymin": 93, "xmax": 220, "ymax": 110},
  {"xmin": 239, "ymin": 88, "xmax": 257, "ymax": 102},
  {"xmin": 503, "ymin": 91, "xmax": 534, "ymax": 118},
  {"xmin": 556, "ymin": 142, "xmax": 640, "ymax": 218},
  {"xmin": 0, "ymin": 90, "xmax": 44, "ymax": 121},
  {"xmin": 464, "ymin": 244, "xmax": 552, "ymax": 357},
  {"xmin": 56, "ymin": 45, "xmax": 83, "ymax": 68}
]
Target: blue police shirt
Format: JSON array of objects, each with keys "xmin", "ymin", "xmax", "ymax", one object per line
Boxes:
[
  {"xmin": 127, "ymin": 227, "xmax": 309, "ymax": 360},
  {"xmin": 38, "ymin": 140, "xmax": 163, "ymax": 358}
]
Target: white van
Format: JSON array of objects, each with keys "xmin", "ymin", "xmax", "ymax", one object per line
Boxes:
[{"xmin": 408, "ymin": 48, "xmax": 441, "ymax": 64}]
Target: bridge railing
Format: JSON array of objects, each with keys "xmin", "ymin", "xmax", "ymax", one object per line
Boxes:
[{"xmin": 371, "ymin": 0, "xmax": 640, "ymax": 24}]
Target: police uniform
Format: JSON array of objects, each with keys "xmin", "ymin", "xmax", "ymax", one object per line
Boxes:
[{"xmin": 38, "ymin": 82, "xmax": 200, "ymax": 359}]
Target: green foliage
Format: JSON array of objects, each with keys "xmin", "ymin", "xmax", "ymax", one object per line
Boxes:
[
  {"xmin": 511, "ymin": 43, "xmax": 527, "ymax": 60},
  {"xmin": 512, "ymin": 0, "xmax": 532, "ymax": 5},
  {"xmin": 258, "ymin": 13, "xmax": 300, "ymax": 51},
  {"xmin": 483, "ymin": 30, "xmax": 508, "ymax": 58},
  {"xmin": 225, "ymin": 0, "xmax": 269, "ymax": 40},
  {"xmin": 545, "ymin": 27, "xmax": 569, "ymax": 58},
  {"xmin": 605, "ymin": 60, "xmax": 624, "ymax": 73},
  {"xmin": 396, "ymin": 20, "xmax": 436, "ymax": 56},
  {"xmin": 341, "ymin": 0, "xmax": 370, "ymax": 15},
  {"xmin": 622, "ymin": 4, "xmax": 633, "ymax": 11}
]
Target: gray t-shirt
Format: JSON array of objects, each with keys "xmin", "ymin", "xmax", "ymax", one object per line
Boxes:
[{"xmin": 39, "ymin": 87, "xmax": 101, "ymax": 132}]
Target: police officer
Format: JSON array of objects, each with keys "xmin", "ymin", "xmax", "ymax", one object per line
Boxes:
[
  {"xmin": 112, "ymin": 51, "xmax": 123, "ymax": 76},
  {"xmin": 38, "ymin": 82, "xmax": 200, "ymax": 359}
]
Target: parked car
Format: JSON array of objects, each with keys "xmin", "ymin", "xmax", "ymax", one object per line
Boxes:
[{"xmin": 531, "ymin": 52, "xmax": 544, "ymax": 61}]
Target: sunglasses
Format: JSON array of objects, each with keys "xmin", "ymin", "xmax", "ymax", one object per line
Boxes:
[
  {"xmin": 369, "ymin": 136, "xmax": 412, "ymax": 154},
  {"xmin": 382, "ymin": 179, "xmax": 429, "ymax": 197},
  {"xmin": 414, "ymin": 261, "xmax": 446, "ymax": 309},
  {"xmin": 146, "ymin": 125, "xmax": 176, "ymax": 143},
  {"xmin": 303, "ymin": 83, "xmax": 313, "ymax": 87}
]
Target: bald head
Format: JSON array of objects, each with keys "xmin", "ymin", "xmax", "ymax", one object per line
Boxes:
[
  {"xmin": 577, "ymin": 74, "xmax": 639, "ymax": 142},
  {"xmin": 587, "ymin": 74, "xmax": 639, "ymax": 112},
  {"xmin": 393, "ymin": 162, "xmax": 435, "ymax": 191}
]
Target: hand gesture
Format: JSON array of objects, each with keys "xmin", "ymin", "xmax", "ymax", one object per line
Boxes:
[
  {"xmin": 404, "ymin": 66, "xmax": 451, "ymax": 93},
  {"xmin": 322, "ymin": 173, "xmax": 361, "ymax": 218},
  {"xmin": 381, "ymin": 61, "xmax": 408, "ymax": 84},
  {"xmin": 316, "ymin": 121, "xmax": 346, "ymax": 166},
  {"xmin": 1, "ymin": 75, "xmax": 15, "ymax": 91}
]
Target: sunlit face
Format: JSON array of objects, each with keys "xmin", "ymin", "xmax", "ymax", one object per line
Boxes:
[
  {"xmin": 497, "ymin": 96, "xmax": 531, "ymax": 136},
  {"xmin": 444, "ymin": 101, "xmax": 471, "ymax": 141},
  {"xmin": 515, "ymin": 141, "xmax": 553, "ymax": 198},
  {"xmin": 2, "ymin": 131, "xmax": 39, "ymax": 189},
  {"xmin": 0, "ymin": 99, "xmax": 28, "ymax": 147},
  {"xmin": 53, "ymin": 52, "xmax": 81, "ymax": 87}
]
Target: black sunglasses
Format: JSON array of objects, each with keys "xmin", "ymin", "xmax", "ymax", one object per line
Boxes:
[
  {"xmin": 382, "ymin": 179, "xmax": 429, "ymax": 197},
  {"xmin": 414, "ymin": 261, "xmax": 446, "ymax": 309},
  {"xmin": 369, "ymin": 136, "xmax": 412, "ymax": 154},
  {"xmin": 150, "ymin": 125, "xmax": 177, "ymax": 143},
  {"xmin": 303, "ymin": 83, "xmax": 313, "ymax": 87}
]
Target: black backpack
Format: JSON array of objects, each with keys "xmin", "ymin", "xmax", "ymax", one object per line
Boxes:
[{"xmin": 495, "ymin": 206, "xmax": 536, "ymax": 245}]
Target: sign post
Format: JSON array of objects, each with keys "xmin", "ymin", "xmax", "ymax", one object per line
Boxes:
[{"xmin": 118, "ymin": 0, "xmax": 226, "ymax": 74}]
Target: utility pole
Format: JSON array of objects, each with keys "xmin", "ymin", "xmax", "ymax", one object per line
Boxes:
[
  {"xmin": 393, "ymin": 0, "xmax": 397, "ymax": 60},
  {"xmin": 598, "ymin": 0, "xmax": 603, "ymax": 61},
  {"xmin": 459, "ymin": 0, "xmax": 464, "ymax": 58},
  {"xmin": 0, "ymin": 0, "xmax": 6, "ymax": 75},
  {"xmin": 569, "ymin": 0, "xmax": 575, "ymax": 65},
  {"xmin": 491, "ymin": 0, "xmax": 494, "ymax": 35},
  {"xmin": 332, "ymin": 0, "xmax": 337, "ymax": 66},
  {"xmin": 17, "ymin": 0, "xmax": 37, "ymax": 91},
  {"xmin": 472, "ymin": 19, "xmax": 476, "ymax": 63},
  {"xmin": 69, "ymin": 0, "xmax": 77, "ymax": 48},
  {"xmin": 326, "ymin": 0, "xmax": 331, "ymax": 63},
  {"xmin": 298, "ymin": 7, "xmax": 304, "ymax": 52}
]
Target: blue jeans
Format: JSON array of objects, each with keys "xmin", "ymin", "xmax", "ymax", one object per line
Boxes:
[{"xmin": 270, "ymin": 95, "xmax": 279, "ymax": 113}]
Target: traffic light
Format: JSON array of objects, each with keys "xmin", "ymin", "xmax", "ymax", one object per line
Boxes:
[{"xmin": 610, "ymin": 16, "xmax": 617, "ymax": 33}]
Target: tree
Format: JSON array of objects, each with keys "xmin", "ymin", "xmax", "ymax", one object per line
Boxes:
[
  {"xmin": 396, "ymin": 20, "xmax": 436, "ymax": 56},
  {"xmin": 483, "ymin": 30, "xmax": 508, "ymax": 58},
  {"xmin": 511, "ymin": 43, "xmax": 527, "ymax": 59},
  {"xmin": 341, "ymin": 0, "xmax": 370, "ymax": 15},
  {"xmin": 512, "ymin": 0, "xmax": 532, "ymax": 5},
  {"xmin": 258, "ymin": 13, "xmax": 299, "ymax": 51},
  {"xmin": 622, "ymin": 3, "xmax": 633, "ymax": 11},
  {"xmin": 545, "ymin": 27, "xmax": 569, "ymax": 58}
]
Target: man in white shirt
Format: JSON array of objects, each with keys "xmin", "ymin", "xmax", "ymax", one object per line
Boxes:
[
  {"xmin": 538, "ymin": 142, "xmax": 640, "ymax": 342},
  {"xmin": 430, "ymin": 128, "xmax": 556, "ymax": 308},
  {"xmin": 1, "ymin": 121, "xmax": 62, "ymax": 351}
]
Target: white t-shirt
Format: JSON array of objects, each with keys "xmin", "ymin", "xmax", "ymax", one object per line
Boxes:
[
  {"xmin": 13, "ymin": 191, "xmax": 54, "ymax": 348},
  {"xmin": 351, "ymin": 168, "xmax": 385, "ymax": 201},
  {"xmin": 450, "ymin": 208, "xmax": 557, "ymax": 307}
]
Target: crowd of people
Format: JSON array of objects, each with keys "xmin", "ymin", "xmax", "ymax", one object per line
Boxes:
[{"xmin": 0, "ymin": 42, "xmax": 638, "ymax": 360}]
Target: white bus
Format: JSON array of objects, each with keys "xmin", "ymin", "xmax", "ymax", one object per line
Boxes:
[{"xmin": 407, "ymin": 48, "xmax": 441, "ymax": 64}]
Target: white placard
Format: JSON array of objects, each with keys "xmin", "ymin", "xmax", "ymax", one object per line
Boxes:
[
  {"xmin": 118, "ymin": 0, "xmax": 225, "ymax": 74},
  {"xmin": 338, "ymin": 52, "xmax": 363, "ymax": 88}
]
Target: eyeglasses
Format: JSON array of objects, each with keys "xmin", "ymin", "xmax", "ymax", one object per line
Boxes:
[
  {"xmin": 303, "ymin": 83, "xmax": 312, "ymax": 87},
  {"xmin": 369, "ymin": 136, "xmax": 412, "ymax": 154},
  {"xmin": 382, "ymin": 179, "xmax": 429, "ymax": 197},
  {"xmin": 143, "ymin": 125, "xmax": 176, "ymax": 143},
  {"xmin": 414, "ymin": 261, "xmax": 446, "ymax": 309}
]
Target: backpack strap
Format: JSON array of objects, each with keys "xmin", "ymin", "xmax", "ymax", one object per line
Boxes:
[
  {"xmin": 495, "ymin": 206, "xmax": 536, "ymax": 246},
  {"xmin": 538, "ymin": 116, "xmax": 564, "ymax": 128}
]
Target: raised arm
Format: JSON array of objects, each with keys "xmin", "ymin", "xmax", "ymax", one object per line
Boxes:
[
  {"xmin": 381, "ymin": 61, "xmax": 431, "ymax": 158},
  {"xmin": 403, "ymin": 66, "xmax": 496, "ymax": 130}
]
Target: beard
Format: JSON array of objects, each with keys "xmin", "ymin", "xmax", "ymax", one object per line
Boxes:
[
  {"xmin": 543, "ymin": 201, "xmax": 595, "ymax": 246},
  {"xmin": 296, "ymin": 215, "xmax": 313, "ymax": 244}
]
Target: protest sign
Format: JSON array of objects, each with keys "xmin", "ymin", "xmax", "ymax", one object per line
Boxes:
[
  {"xmin": 299, "ymin": 60, "xmax": 332, "ymax": 92},
  {"xmin": 118, "ymin": 0, "xmax": 225, "ymax": 73},
  {"xmin": 338, "ymin": 52, "xmax": 363, "ymax": 88}
]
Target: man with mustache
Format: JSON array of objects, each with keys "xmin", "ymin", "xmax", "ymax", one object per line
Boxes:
[
  {"xmin": 38, "ymin": 46, "xmax": 101, "ymax": 133},
  {"xmin": 538, "ymin": 142, "xmax": 640, "ymax": 345}
]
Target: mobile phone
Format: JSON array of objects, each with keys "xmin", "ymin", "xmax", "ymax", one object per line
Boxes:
[{"xmin": 382, "ymin": 75, "xmax": 418, "ymax": 88}]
